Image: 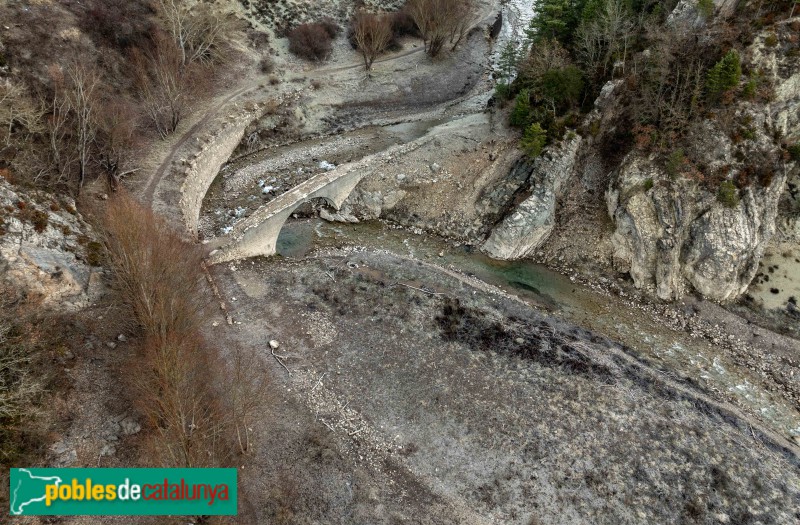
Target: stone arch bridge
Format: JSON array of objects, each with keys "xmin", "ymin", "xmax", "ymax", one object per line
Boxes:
[{"xmin": 207, "ymin": 167, "xmax": 365, "ymax": 264}]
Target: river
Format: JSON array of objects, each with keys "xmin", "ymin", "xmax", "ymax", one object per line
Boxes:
[{"xmin": 275, "ymin": 218, "xmax": 800, "ymax": 443}]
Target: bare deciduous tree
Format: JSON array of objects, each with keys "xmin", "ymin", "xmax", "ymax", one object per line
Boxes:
[
  {"xmin": 96, "ymin": 97, "xmax": 139, "ymax": 190},
  {"xmin": 447, "ymin": 0, "xmax": 475, "ymax": 52},
  {"xmin": 104, "ymin": 192, "xmax": 266, "ymax": 468},
  {"xmin": 64, "ymin": 60, "xmax": 102, "ymax": 191},
  {"xmin": 406, "ymin": 0, "xmax": 476, "ymax": 57},
  {"xmin": 132, "ymin": 33, "xmax": 192, "ymax": 138},
  {"xmin": 40, "ymin": 64, "xmax": 75, "ymax": 188},
  {"xmin": 518, "ymin": 38, "xmax": 572, "ymax": 89},
  {"xmin": 156, "ymin": 0, "xmax": 237, "ymax": 66},
  {"xmin": 576, "ymin": 0, "xmax": 636, "ymax": 81},
  {"xmin": 352, "ymin": 10, "xmax": 393, "ymax": 73},
  {"xmin": 36, "ymin": 60, "xmax": 103, "ymax": 192},
  {"xmin": 630, "ymin": 28, "xmax": 706, "ymax": 134},
  {"xmin": 0, "ymin": 79, "xmax": 42, "ymax": 147}
]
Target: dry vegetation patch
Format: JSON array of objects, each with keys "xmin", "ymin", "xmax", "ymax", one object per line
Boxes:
[{"xmin": 103, "ymin": 193, "xmax": 266, "ymax": 469}]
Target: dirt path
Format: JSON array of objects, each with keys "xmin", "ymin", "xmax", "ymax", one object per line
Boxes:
[
  {"xmin": 140, "ymin": 43, "xmax": 443, "ymax": 207},
  {"xmin": 139, "ymin": 0, "xmax": 502, "ymax": 209},
  {"xmin": 141, "ymin": 84, "xmax": 255, "ymax": 205}
]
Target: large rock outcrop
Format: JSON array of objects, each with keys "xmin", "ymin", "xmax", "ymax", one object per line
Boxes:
[
  {"xmin": 751, "ymin": 19, "xmax": 800, "ymax": 242},
  {"xmin": 667, "ymin": 0, "xmax": 738, "ymax": 27},
  {"xmin": 606, "ymin": 19, "xmax": 799, "ymax": 302},
  {"xmin": 749, "ymin": 18, "xmax": 800, "ymax": 144},
  {"xmin": 607, "ymin": 153, "xmax": 786, "ymax": 302},
  {"xmin": 481, "ymin": 136, "xmax": 582, "ymax": 260},
  {"xmin": 0, "ymin": 180, "xmax": 101, "ymax": 310}
]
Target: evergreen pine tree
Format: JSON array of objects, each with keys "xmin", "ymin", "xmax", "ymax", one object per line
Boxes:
[{"xmin": 706, "ymin": 50, "xmax": 741, "ymax": 100}]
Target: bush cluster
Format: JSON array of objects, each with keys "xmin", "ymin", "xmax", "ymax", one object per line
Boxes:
[
  {"xmin": 706, "ymin": 50, "xmax": 742, "ymax": 100},
  {"xmin": 80, "ymin": 0, "xmax": 154, "ymax": 51},
  {"xmin": 717, "ymin": 180, "xmax": 740, "ymax": 208},
  {"xmin": 390, "ymin": 9, "xmax": 419, "ymax": 39},
  {"xmin": 788, "ymin": 143, "xmax": 800, "ymax": 162},
  {"xmin": 520, "ymin": 123, "xmax": 548, "ymax": 158},
  {"xmin": 288, "ymin": 20, "xmax": 340, "ymax": 62},
  {"xmin": 697, "ymin": 0, "xmax": 714, "ymax": 18}
]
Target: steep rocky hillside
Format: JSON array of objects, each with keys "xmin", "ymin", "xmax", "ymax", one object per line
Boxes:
[
  {"xmin": 605, "ymin": 17, "xmax": 799, "ymax": 301},
  {"xmin": 478, "ymin": 0, "xmax": 800, "ymax": 306},
  {"xmin": 0, "ymin": 179, "xmax": 103, "ymax": 310},
  {"xmin": 241, "ymin": 0, "xmax": 404, "ymax": 33}
]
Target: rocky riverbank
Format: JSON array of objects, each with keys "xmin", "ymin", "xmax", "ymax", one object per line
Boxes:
[{"xmin": 212, "ymin": 246, "xmax": 800, "ymax": 524}]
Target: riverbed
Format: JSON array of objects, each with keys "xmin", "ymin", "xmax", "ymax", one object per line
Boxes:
[{"xmin": 271, "ymin": 217, "xmax": 800, "ymax": 443}]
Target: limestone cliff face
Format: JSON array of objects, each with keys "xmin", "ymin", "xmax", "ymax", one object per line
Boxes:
[
  {"xmin": 481, "ymin": 136, "xmax": 582, "ymax": 260},
  {"xmin": 668, "ymin": 0, "xmax": 739, "ymax": 27},
  {"xmin": 0, "ymin": 180, "xmax": 102, "ymax": 310},
  {"xmin": 777, "ymin": 171, "xmax": 800, "ymax": 242},
  {"xmin": 607, "ymin": 20, "xmax": 800, "ymax": 301},
  {"xmin": 749, "ymin": 19, "xmax": 800, "ymax": 146},
  {"xmin": 607, "ymin": 153, "xmax": 786, "ymax": 301}
]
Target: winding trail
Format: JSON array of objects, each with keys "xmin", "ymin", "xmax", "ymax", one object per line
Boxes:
[
  {"xmin": 140, "ymin": 53, "xmax": 420, "ymax": 208},
  {"xmin": 139, "ymin": 0, "xmax": 499, "ymax": 207},
  {"xmin": 141, "ymin": 85, "xmax": 254, "ymax": 205}
]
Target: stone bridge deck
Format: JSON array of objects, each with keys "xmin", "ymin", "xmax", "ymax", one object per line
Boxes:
[
  {"xmin": 207, "ymin": 167, "xmax": 366, "ymax": 264},
  {"xmin": 204, "ymin": 117, "xmax": 439, "ymax": 265}
]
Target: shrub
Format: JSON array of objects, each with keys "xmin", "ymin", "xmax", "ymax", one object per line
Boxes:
[
  {"xmin": 706, "ymin": 50, "xmax": 742, "ymax": 101},
  {"xmin": 288, "ymin": 23, "xmax": 334, "ymax": 62},
  {"xmin": 717, "ymin": 180, "xmax": 740, "ymax": 208},
  {"xmin": 510, "ymin": 90, "xmax": 533, "ymax": 127},
  {"xmin": 390, "ymin": 9, "xmax": 420, "ymax": 38},
  {"xmin": 495, "ymin": 82, "xmax": 512, "ymax": 101},
  {"xmin": 86, "ymin": 241, "xmax": 104, "ymax": 266},
  {"xmin": 697, "ymin": 0, "xmax": 714, "ymax": 18},
  {"xmin": 743, "ymin": 71, "xmax": 760, "ymax": 99},
  {"xmin": 30, "ymin": 210, "xmax": 48, "ymax": 233},
  {"xmin": 764, "ymin": 33, "xmax": 778, "ymax": 47},
  {"xmin": 259, "ymin": 56, "xmax": 275, "ymax": 74},
  {"xmin": 81, "ymin": 0, "xmax": 154, "ymax": 51},
  {"xmin": 248, "ymin": 30, "xmax": 270, "ymax": 48},
  {"xmin": 0, "ymin": 291, "xmax": 46, "ymax": 477},
  {"xmin": 739, "ymin": 126, "xmax": 756, "ymax": 141},
  {"xmin": 643, "ymin": 178, "xmax": 654, "ymax": 191},
  {"xmin": 548, "ymin": 117, "xmax": 568, "ymax": 142},
  {"xmin": 539, "ymin": 65, "xmax": 584, "ymax": 112},
  {"xmin": 788, "ymin": 143, "xmax": 800, "ymax": 162},
  {"xmin": 666, "ymin": 149, "xmax": 685, "ymax": 178},
  {"xmin": 520, "ymin": 123, "xmax": 548, "ymax": 158},
  {"xmin": 318, "ymin": 17, "xmax": 341, "ymax": 39}
]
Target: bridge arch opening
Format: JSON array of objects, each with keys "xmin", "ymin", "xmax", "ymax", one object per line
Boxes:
[
  {"xmin": 275, "ymin": 196, "xmax": 339, "ymax": 257},
  {"xmin": 207, "ymin": 169, "xmax": 366, "ymax": 264}
]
